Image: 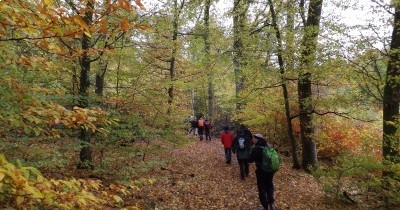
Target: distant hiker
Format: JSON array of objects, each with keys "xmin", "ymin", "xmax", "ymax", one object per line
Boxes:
[
  {"xmin": 189, "ymin": 119, "xmax": 198, "ymax": 136},
  {"xmin": 204, "ymin": 119, "xmax": 212, "ymax": 141},
  {"xmin": 242, "ymin": 124, "xmax": 253, "ymax": 144},
  {"xmin": 220, "ymin": 126, "xmax": 234, "ymax": 164},
  {"xmin": 197, "ymin": 117, "xmax": 205, "ymax": 141},
  {"xmin": 232, "ymin": 125, "xmax": 253, "ymax": 180},
  {"xmin": 248, "ymin": 134, "xmax": 280, "ymax": 210},
  {"xmin": 184, "ymin": 115, "xmax": 191, "ymax": 133}
]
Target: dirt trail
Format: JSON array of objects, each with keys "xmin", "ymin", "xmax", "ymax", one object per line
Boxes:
[{"xmin": 137, "ymin": 137, "xmax": 339, "ymax": 210}]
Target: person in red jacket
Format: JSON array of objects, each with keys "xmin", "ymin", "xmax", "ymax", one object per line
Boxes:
[{"xmin": 221, "ymin": 126, "xmax": 234, "ymax": 164}]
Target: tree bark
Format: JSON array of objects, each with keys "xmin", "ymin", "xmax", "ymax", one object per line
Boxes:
[
  {"xmin": 168, "ymin": 0, "xmax": 180, "ymax": 115},
  {"xmin": 204, "ymin": 0, "xmax": 214, "ymax": 121},
  {"xmin": 95, "ymin": 58, "xmax": 108, "ymax": 97},
  {"xmin": 268, "ymin": 0, "xmax": 301, "ymax": 169},
  {"xmin": 298, "ymin": 0, "xmax": 323, "ymax": 170},
  {"xmin": 383, "ymin": 3, "xmax": 400, "ymax": 169},
  {"xmin": 78, "ymin": 0, "xmax": 94, "ymax": 169},
  {"xmin": 115, "ymin": 37, "xmax": 124, "ymax": 109},
  {"xmin": 233, "ymin": 0, "xmax": 248, "ymax": 111},
  {"xmin": 286, "ymin": 0, "xmax": 295, "ymax": 72}
]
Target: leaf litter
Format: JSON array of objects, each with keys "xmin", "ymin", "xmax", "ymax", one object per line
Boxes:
[{"xmin": 133, "ymin": 137, "xmax": 356, "ymax": 210}]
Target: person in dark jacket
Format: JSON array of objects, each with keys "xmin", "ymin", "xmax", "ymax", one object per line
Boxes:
[
  {"xmin": 232, "ymin": 125, "xmax": 252, "ymax": 180},
  {"xmin": 189, "ymin": 120, "xmax": 198, "ymax": 136},
  {"xmin": 243, "ymin": 125, "xmax": 253, "ymax": 142},
  {"xmin": 204, "ymin": 119, "xmax": 212, "ymax": 141},
  {"xmin": 248, "ymin": 134, "xmax": 276, "ymax": 210}
]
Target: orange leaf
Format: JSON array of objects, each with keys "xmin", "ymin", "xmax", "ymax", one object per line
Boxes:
[
  {"xmin": 100, "ymin": 18, "xmax": 108, "ymax": 33},
  {"xmin": 120, "ymin": 18, "xmax": 129, "ymax": 32},
  {"xmin": 134, "ymin": 0, "xmax": 145, "ymax": 10}
]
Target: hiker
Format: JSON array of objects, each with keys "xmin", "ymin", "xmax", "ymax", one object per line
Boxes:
[
  {"xmin": 189, "ymin": 118, "xmax": 198, "ymax": 136},
  {"xmin": 204, "ymin": 119, "xmax": 212, "ymax": 141},
  {"xmin": 232, "ymin": 125, "xmax": 253, "ymax": 180},
  {"xmin": 248, "ymin": 134, "xmax": 279, "ymax": 210},
  {"xmin": 220, "ymin": 126, "xmax": 234, "ymax": 164},
  {"xmin": 184, "ymin": 115, "xmax": 191, "ymax": 134},
  {"xmin": 197, "ymin": 117, "xmax": 205, "ymax": 141},
  {"xmin": 243, "ymin": 125, "xmax": 253, "ymax": 143}
]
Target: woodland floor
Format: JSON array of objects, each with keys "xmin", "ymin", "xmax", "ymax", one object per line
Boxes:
[{"xmin": 132, "ymin": 136, "xmax": 356, "ymax": 210}]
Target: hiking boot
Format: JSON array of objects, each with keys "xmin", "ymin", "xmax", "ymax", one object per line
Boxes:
[{"xmin": 269, "ymin": 203, "xmax": 276, "ymax": 210}]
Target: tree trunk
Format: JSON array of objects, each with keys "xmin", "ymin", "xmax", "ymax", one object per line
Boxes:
[
  {"xmin": 233, "ymin": 0, "xmax": 249, "ymax": 111},
  {"xmin": 298, "ymin": 0, "xmax": 323, "ymax": 170},
  {"xmin": 168, "ymin": 0, "xmax": 180, "ymax": 115},
  {"xmin": 204, "ymin": 0, "xmax": 214, "ymax": 121},
  {"xmin": 115, "ymin": 37, "xmax": 124, "ymax": 109},
  {"xmin": 72, "ymin": 65, "xmax": 78, "ymax": 104},
  {"xmin": 95, "ymin": 58, "xmax": 108, "ymax": 97},
  {"xmin": 383, "ymin": 3, "xmax": 400, "ymax": 172},
  {"xmin": 95, "ymin": 74, "xmax": 104, "ymax": 97},
  {"xmin": 286, "ymin": 0, "xmax": 295, "ymax": 72},
  {"xmin": 191, "ymin": 89, "xmax": 196, "ymax": 117},
  {"xmin": 78, "ymin": 1, "xmax": 94, "ymax": 169},
  {"xmin": 268, "ymin": 0, "xmax": 301, "ymax": 169}
]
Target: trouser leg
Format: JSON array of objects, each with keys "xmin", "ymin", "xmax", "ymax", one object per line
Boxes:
[
  {"xmin": 238, "ymin": 159, "xmax": 245, "ymax": 179},
  {"xmin": 256, "ymin": 172, "xmax": 268, "ymax": 209},
  {"xmin": 198, "ymin": 128, "xmax": 204, "ymax": 140},
  {"xmin": 266, "ymin": 173, "xmax": 275, "ymax": 205},
  {"xmin": 225, "ymin": 149, "xmax": 231, "ymax": 163},
  {"xmin": 244, "ymin": 160, "xmax": 249, "ymax": 176}
]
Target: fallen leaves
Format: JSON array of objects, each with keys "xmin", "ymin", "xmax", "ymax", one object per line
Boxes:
[{"xmin": 134, "ymin": 138, "xmax": 348, "ymax": 210}]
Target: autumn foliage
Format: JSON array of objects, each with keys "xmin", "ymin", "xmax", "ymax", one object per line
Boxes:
[
  {"xmin": 0, "ymin": 154, "xmax": 144, "ymax": 209},
  {"xmin": 317, "ymin": 118, "xmax": 381, "ymax": 159}
]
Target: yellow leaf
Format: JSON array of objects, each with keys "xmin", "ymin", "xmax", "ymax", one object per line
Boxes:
[
  {"xmin": 148, "ymin": 178, "xmax": 155, "ymax": 185},
  {"xmin": 43, "ymin": 0, "xmax": 54, "ymax": 7},
  {"xmin": 73, "ymin": 16, "xmax": 89, "ymax": 32},
  {"xmin": 84, "ymin": 30, "xmax": 92, "ymax": 38},
  {"xmin": 113, "ymin": 195, "xmax": 123, "ymax": 203},
  {"xmin": 0, "ymin": 172, "xmax": 5, "ymax": 181},
  {"xmin": 122, "ymin": 206, "xmax": 139, "ymax": 210},
  {"xmin": 78, "ymin": 197, "xmax": 87, "ymax": 205},
  {"xmin": 24, "ymin": 186, "xmax": 44, "ymax": 199},
  {"xmin": 16, "ymin": 196, "xmax": 24, "ymax": 205}
]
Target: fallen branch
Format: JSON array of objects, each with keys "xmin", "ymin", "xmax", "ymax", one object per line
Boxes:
[
  {"xmin": 160, "ymin": 167, "xmax": 195, "ymax": 177},
  {"xmin": 343, "ymin": 191, "xmax": 357, "ymax": 204}
]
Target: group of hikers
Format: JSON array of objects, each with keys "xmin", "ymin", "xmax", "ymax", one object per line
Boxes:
[
  {"xmin": 187, "ymin": 115, "xmax": 212, "ymax": 141},
  {"xmin": 220, "ymin": 124, "xmax": 279, "ymax": 210},
  {"xmin": 185, "ymin": 116, "xmax": 278, "ymax": 210}
]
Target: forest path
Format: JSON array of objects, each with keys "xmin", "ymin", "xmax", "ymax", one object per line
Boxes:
[{"xmin": 137, "ymin": 137, "xmax": 337, "ymax": 210}]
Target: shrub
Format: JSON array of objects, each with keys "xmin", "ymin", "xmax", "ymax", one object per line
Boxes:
[{"xmin": 0, "ymin": 154, "xmax": 141, "ymax": 209}]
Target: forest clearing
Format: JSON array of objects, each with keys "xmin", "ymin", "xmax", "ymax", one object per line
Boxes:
[{"xmin": 1, "ymin": 0, "xmax": 400, "ymax": 209}]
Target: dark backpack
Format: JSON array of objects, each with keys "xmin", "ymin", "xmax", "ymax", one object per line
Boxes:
[{"xmin": 260, "ymin": 146, "xmax": 280, "ymax": 173}]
